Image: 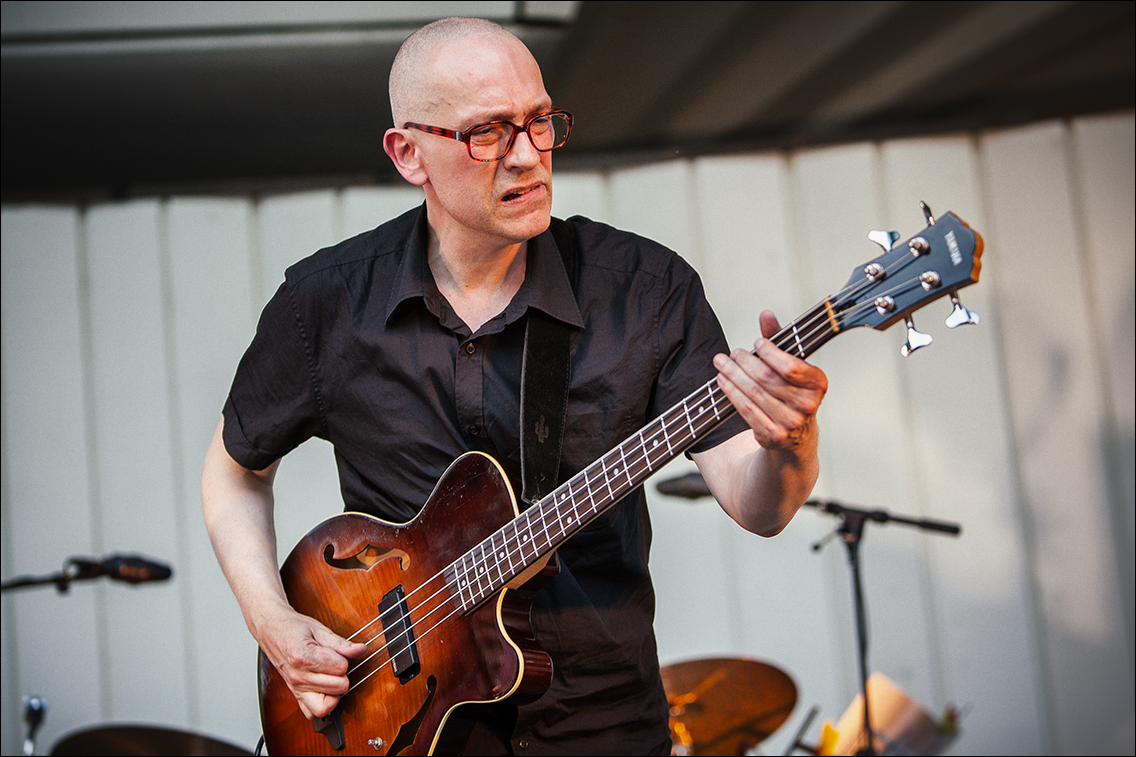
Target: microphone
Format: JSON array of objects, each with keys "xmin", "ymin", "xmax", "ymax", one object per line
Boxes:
[
  {"xmin": 67, "ymin": 554, "xmax": 173, "ymax": 585},
  {"xmin": 99, "ymin": 554, "xmax": 173, "ymax": 584}
]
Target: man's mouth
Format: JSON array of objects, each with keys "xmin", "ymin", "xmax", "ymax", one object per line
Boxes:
[{"xmin": 502, "ymin": 184, "xmax": 541, "ymax": 202}]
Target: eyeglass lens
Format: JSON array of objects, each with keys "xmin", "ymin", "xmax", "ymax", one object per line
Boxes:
[{"xmin": 469, "ymin": 113, "xmax": 570, "ymax": 160}]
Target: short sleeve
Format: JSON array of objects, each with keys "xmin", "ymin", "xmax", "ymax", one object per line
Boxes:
[
  {"xmin": 222, "ymin": 281, "xmax": 324, "ymax": 470},
  {"xmin": 652, "ymin": 255, "xmax": 749, "ymax": 454}
]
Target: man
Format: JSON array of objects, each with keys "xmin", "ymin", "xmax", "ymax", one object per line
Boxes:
[{"xmin": 202, "ymin": 16, "xmax": 826, "ymax": 755}]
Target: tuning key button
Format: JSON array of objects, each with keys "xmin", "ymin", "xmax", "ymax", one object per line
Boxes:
[
  {"xmin": 864, "ymin": 263, "xmax": 886, "ymax": 282},
  {"xmin": 920, "ymin": 201, "xmax": 935, "ymax": 226},
  {"xmin": 868, "ymin": 230, "xmax": 901, "ymax": 252},
  {"xmin": 919, "ymin": 271, "xmax": 941, "ymax": 291},
  {"xmin": 901, "ymin": 316, "xmax": 933, "ymax": 357},
  {"xmin": 874, "ymin": 296, "xmax": 896, "ymax": 315},
  {"xmin": 908, "ymin": 236, "xmax": 930, "ymax": 256},
  {"xmin": 945, "ymin": 292, "xmax": 981, "ymax": 328}
]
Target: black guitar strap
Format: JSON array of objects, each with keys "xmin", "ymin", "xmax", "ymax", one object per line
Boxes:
[{"xmin": 520, "ymin": 218, "xmax": 577, "ymax": 508}]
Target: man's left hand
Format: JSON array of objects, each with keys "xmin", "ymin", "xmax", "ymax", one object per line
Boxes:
[{"xmin": 712, "ymin": 310, "xmax": 828, "ymax": 452}]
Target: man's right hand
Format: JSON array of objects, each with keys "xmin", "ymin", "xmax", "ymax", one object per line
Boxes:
[
  {"xmin": 256, "ymin": 604, "xmax": 370, "ymax": 720},
  {"xmin": 201, "ymin": 417, "xmax": 369, "ymax": 721}
]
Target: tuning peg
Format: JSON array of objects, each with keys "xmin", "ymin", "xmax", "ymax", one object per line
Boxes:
[
  {"xmin": 920, "ymin": 201, "xmax": 935, "ymax": 226},
  {"xmin": 945, "ymin": 292, "xmax": 980, "ymax": 328},
  {"xmin": 868, "ymin": 229, "xmax": 901, "ymax": 252},
  {"xmin": 901, "ymin": 316, "xmax": 933, "ymax": 357}
]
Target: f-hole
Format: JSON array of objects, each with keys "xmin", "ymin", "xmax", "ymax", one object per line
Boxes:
[
  {"xmin": 389, "ymin": 675, "xmax": 437, "ymax": 756},
  {"xmin": 323, "ymin": 543, "xmax": 410, "ymax": 571}
]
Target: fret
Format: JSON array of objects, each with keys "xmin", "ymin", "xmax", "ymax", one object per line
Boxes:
[
  {"xmin": 493, "ymin": 531, "xmax": 511, "ymax": 584},
  {"xmin": 640, "ymin": 438, "xmax": 656, "ymax": 473},
  {"xmin": 475, "ymin": 543, "xmax": 492, "ymax": 598},
  {"xmin": 678, "ymin": 400, "xmax": 695, "ymax": 448},
  {"xmin": 501, "ymin": 525, "xmax": 520, "ymax": 576},
  {"xmin": 601, "ymin": 453, "xmax": 618, "ymax": 502},
  {"xmin": 466, "ymin": 554, "xmax": 480, "ymax": 605},
  {"xmin": 455, "ymin": 556, "xmax": 473, "ymax": 608},
  {"xmin": 634, "ymin": 429, "xmax": 652, "ymax": 474},
  {"xmin": 547, "ymin": 501, "xmax": 567, "ymax": 542},
  {"xmin": 453, "ymin": 558, "xmax": 469, "ymax": 607},
  {"xmin": 790, "ymin": 322, "xmax": 806, "ymax": 358},
  {"xmin": 517, "ymin": 515, "xmax": 537, "ymax": 562},
  {"xmin": 443, "ymin": 564, "xmax": 465, "ymax": 611},
  {"xmin": 661, "ymin": 414, "xmax": 674, "ymax": 456},
  {"xmin": 618, "ymin": 443, "xmax": 636, "ymax": 489}
]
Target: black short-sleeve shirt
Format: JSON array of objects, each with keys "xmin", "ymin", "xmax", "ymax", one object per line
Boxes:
[{"xmin": 223, "ymin": 205, "xmax": 746, "ymax": 755}]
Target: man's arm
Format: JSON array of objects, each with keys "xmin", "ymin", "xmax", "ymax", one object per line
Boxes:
[
  {"xmin": 692, "ymin": 311, "xmax": 827, "ymax": 536},
  {"xmin": 201, "ymin": 417, "xmax": 367, "ymax": 719}
]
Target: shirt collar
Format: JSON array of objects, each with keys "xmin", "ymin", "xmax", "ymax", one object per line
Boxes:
[
  {"xmin": 509, "ymin": 223, "xmax": 585, "ymax": 330},
  {"xmin": 385, "ymin": 205, "xmax": 441, "ymax": 326},
  {"xmin": 385, "ymin": 204, "xmax": 584, "ymax": 331}
]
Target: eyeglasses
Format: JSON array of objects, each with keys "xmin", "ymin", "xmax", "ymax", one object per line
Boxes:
[{"xmin": 404, "ymin": 110, "xmax": 572, "ymax": 162}]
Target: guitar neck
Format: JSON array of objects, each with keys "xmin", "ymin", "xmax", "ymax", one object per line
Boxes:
[
  {"xmin": 445, "ymin": 209, "xmax": 982, "ymax": 610},
  {"xmin": 445, "ymin": 301, "xmax": 839, "ymax": 611}
]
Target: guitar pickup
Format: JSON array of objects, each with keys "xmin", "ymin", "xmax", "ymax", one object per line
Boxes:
[{"xmin": 379, "ymin": 585, "xmax": 420, "ymax": 684}]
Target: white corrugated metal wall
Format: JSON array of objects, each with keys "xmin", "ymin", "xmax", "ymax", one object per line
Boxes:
[{"xmin": 2, "ymin": 112, "xmax": 1133, "ymax": 755}]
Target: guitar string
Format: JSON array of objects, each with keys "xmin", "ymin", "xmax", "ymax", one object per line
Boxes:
[
  {"xmin": 339, "ymin": 261, "xmax": 947, "ymax": 689},
  {"xmin": 338, "ymin": 263, "xmax": 940, "ymax": 689}
]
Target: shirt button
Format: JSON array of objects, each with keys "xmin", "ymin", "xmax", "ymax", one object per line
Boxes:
[
  {"xmin": 464, "ymin": 342, "xmax": 476, "ymax": 355},
  {"xmin": 468, "ymin": 425, "xmax": 480, "ymax": 436},
  {"xmin": 518, "ymin": 739, "xmax": 529, "ymax": 750}
]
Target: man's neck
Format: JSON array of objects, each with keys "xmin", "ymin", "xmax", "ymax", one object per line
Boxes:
[{"xmin": 427, "ymin": 229, "xmax": 528, "ymax": 334}]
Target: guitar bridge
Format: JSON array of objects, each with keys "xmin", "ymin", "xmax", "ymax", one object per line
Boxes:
[
  {"xmin": 379, "ymin": 585, "xmax": 421, "ymax": 684},
  {"xmin": 311, "ymin": 706, "xmax": 345, "ymax": 751}
]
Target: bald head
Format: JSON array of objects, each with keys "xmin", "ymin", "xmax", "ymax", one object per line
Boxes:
[{"xmin": 389, "ymin": 17, "xmax": 539, "ymax": 127}]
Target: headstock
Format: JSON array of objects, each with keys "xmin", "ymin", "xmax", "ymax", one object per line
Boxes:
[{"xmin": 830, "ymin": 203, "xmax": 983, "ymax": 356}]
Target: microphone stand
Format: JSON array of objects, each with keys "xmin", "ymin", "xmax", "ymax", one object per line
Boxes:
[
  {"xmin": 805, "ymin": 500, "xmax": 960, "ymax": 756},
  {"xmin": 1, "ymin": 559, "xmax": 103, "ymax": 594},
  {"xmin": 0, "ymin": 554, "xmax": 172, "ymax": 594}
]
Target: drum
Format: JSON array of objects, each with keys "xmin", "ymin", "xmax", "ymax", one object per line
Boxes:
[
  {"xmin": 660, "ymin": 657, "xmax": 797, "ymax": 756},
  {"xmin": 51, "ymin": 724, "xmax": 252, "ymax": 756}
]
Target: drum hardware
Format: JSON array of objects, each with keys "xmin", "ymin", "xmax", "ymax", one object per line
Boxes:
[
  {"xmin": 22, "ymin": 695, "xmax": 48, "ymax": 756},
  {"xmin": 782, "ymin": 705, "xmax": 819, "ymax": 755}
]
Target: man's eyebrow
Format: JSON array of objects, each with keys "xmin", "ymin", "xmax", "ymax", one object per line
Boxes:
[{"xmin": 468, "ymin": 104, "xmax": 555, "ymax": 126}]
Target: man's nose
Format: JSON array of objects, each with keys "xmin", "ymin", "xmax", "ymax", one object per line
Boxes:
[{"xmin": 504, "ymin": 129, "xmax": 542, "ymax": 168}]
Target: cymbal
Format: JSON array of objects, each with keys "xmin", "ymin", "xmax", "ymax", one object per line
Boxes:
[
  {"xmin": 51, "ymin": 724, "xmax": 252, "ymax": 756},
  {"xmin": 660, "ymin": 657, "xmax": 797, "ymax": 756}
]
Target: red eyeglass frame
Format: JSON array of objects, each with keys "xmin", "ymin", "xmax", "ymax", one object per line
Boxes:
[{"xmin": 403, "ymin": 109, "xmax": 573, "ymax": 162}]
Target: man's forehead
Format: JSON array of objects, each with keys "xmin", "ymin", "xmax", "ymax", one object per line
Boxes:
[{"xmin": 420, "ymin": 37, "xmax": 549, "ymax": 124}]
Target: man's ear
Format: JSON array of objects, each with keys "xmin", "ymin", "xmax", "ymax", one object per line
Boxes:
[{"xmin": 383, "ymin": 128, "xmax": 428, "ymax": 186}]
